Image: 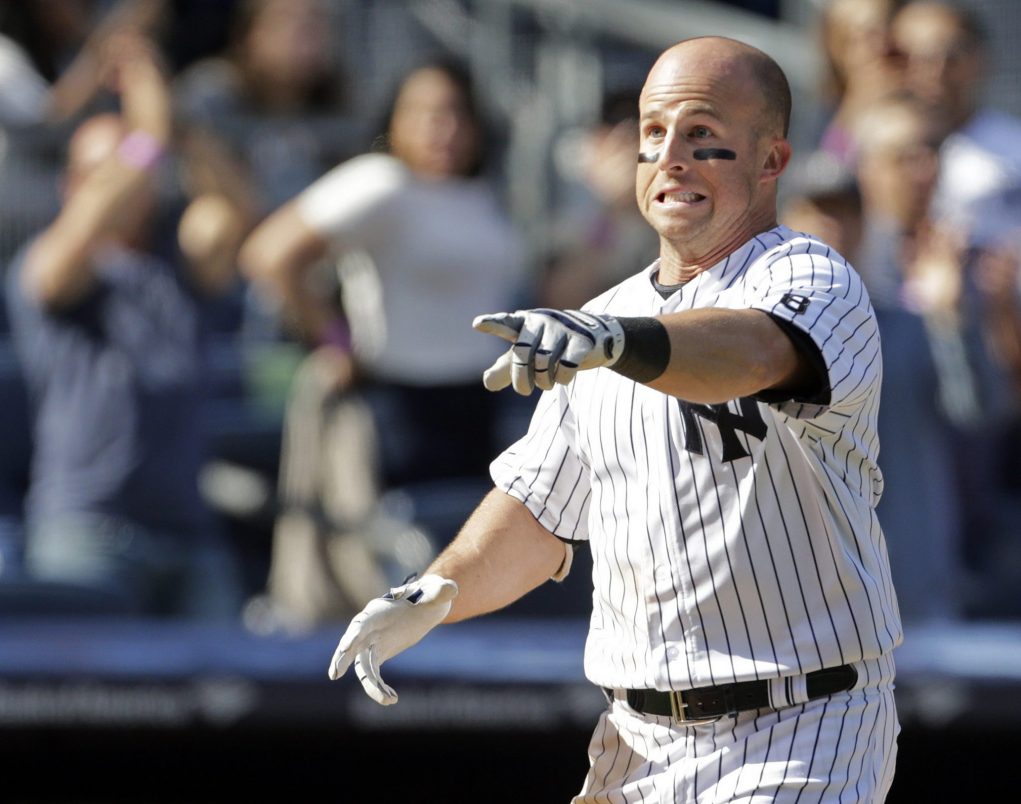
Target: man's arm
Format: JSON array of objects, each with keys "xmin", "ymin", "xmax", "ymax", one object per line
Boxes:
[
  {"xmin": 328, "ymin": 489, "xmax": 568, "ymax": 702},
  {"xmin": 429, "ymin": 489, "xmax": 569, "ymax": 623},
  {"xmin": 474, "ymin": 306, "xmax": 814, "ymax": 403},
  {"xmin": 644, "ymin": 308, "xmax": 812, "ymax": 404}
]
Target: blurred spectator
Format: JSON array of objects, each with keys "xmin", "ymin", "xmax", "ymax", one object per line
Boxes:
[
  {"xmin": 0, "ymin": 0, "xmax": 97, "ymax": 124},
  {"xmin": 0, "ymin": 0, "xmax": 178, "ymax": 283},
  {"xmin": 174, "ymin": 0, "xmax": 357, "ymax": 215},
  {"xmin": 816, "ymin": 0, "xmax": 904, "ymax": 166},
  {"xmin": 3, "ymin": 36, "xmax": 248, "ymax": 618},
  {"xmin": 853, "ymin": 93, "xmax": 961, "ymax": 623},
  {"xmin": 893, "ymin": 0, "xmax": 1021, "ymax": 229},
  {"xmin": 780, "ymin": 149, "xmax": 863, "ymax": 266},
  {"xmin": 539, "ymin": 88, "xmax": 659, "ymax": 309},
  {"xmin": 0, "ymin": 0, "xmax": 168, "ymax": 125},
  {"xmin": 0, "ymin": 31, "xmax": 51, "ymax": 126},
  {"xmin": 854, "ymin": 93, "xmax": 1021, "ymax": 621},
  {"xmin": 240, "ymin": 56, "xmax": 527, "ymax": 630}
]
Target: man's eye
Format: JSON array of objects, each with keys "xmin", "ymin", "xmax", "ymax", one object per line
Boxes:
[
  {"xmin": 691, "ymin": 126, "xmax": 712, "ymax": 138},
  {"xmin": 646, "ymin": 126, "xmax": 665, "ymax": 139}
]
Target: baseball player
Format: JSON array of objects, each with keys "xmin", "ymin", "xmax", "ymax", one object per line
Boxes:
[{"xmin": 329, "ymin": 36, "xmax": 902, "ymax": 802}]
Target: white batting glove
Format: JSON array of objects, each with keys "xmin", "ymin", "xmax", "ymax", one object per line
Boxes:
[
  {"xmin": 473, "ymin": 308, "xmax": 626, "ymax": 395},
  {"xmin": 328, "ymin": 574, "xmax": 459, "ymax": 705}
]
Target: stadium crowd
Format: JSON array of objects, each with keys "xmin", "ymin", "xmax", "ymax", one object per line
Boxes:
[{"xmin": 0, "ymin": 0, "xmax": 1019, "ymax": 633}]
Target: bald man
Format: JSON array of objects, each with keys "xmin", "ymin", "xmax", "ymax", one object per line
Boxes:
[
  {"xmin": 893, "ymin": 1, "xmax": 1021, "ymax": 227},
  {"xmin": 330, "ymin": 37, "xmax": 901, "ymax": 801}
]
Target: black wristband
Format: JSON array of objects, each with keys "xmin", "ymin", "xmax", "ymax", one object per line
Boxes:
[{"xmin": 611, "ymin": 317, "xmax": 671, "ymax": 383}]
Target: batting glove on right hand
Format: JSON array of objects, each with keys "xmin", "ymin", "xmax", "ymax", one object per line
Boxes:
[
  {"xmin": 473, "ymin": 308, "xmax": 626, "ymax": 395},
  {"xmin": 328, "ymin": 574, "xmax": 458, "ymax": 705}
]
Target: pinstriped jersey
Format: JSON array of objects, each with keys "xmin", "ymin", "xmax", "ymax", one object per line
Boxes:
[{"xmin": 491, "ymin": 224, "xmax": 903, "ymax": 691}]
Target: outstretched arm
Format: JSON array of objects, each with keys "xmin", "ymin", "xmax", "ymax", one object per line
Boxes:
[
  {"xmin": 474, "ymin": 306, "xmax": 812, "ymax": 404},
  {"xmin": 644, "ymin": 308, "xmax": 809, "ymax": 403}
]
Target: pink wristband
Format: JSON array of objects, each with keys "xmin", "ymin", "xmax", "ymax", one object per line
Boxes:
[
  {"xmin": 117, "ymin": 130, "xmax": 165, "ymax": 171},
  {"xmin": 320, "ymin": 317, "xmax": 352, "ymax": 351}
]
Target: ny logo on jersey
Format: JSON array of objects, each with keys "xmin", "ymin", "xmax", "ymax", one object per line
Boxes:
[{"xmin": 678, "ymin": 397, "xmax": 768, "ymax": 462}]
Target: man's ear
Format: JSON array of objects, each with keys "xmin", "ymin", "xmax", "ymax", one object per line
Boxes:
[{"xmin": 761, "ymin": 138, "xmax": 792, "ymax": 182}]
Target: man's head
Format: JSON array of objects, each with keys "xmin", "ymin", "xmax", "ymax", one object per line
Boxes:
[
  {"xmin": 854, "ymin": 94, "xmax": 941, "ymax": 231},
  {"xmin": 636, "ymin": 37, "xmax": 792, "ymax": 275},
  {"xmin": 821, "ymin": 0, "xmax": 902, "ymax": 101},
  {"xmin": 892, "ymin": 1, "xmax": 986, "ymax": 132}
]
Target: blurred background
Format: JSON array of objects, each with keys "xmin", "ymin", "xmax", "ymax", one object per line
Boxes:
[{"xmin": 1, "ymin": 0, "xmax": 1020, "ymax": 800}]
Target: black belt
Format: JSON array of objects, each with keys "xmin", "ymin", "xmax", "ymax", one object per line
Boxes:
[{"xmin": 603, "ymin": 664, "xmax": 858, "ymax": 722}]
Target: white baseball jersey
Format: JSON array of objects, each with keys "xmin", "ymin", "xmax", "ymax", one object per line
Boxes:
[{"xmin": 491, "ymin": 224, "xmax": 902, "ymax": 693}]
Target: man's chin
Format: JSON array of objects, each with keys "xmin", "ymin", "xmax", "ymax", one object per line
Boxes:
[{"xmin": 648, "ymin": 214, "xmax": 707, "ymax": 243}]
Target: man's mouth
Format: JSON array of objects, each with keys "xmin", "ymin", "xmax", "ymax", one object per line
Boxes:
[{"xmin": 655, "ymin": 190, "xmax": 706, "ymax": 205}]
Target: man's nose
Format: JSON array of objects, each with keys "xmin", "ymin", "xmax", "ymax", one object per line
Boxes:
[{"xmin": 658, "ymin": 128, "xmax": 691, "ymax": 171}]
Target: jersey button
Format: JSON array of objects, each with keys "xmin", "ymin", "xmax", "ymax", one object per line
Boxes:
[{"xmin": 666, "ymin": 647, "xmax": 679, "ymax": 659}]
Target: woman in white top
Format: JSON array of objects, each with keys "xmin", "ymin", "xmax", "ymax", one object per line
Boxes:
[{"xmin": 241, "ymin": 56, "xmax": 525, "ymax": 489}]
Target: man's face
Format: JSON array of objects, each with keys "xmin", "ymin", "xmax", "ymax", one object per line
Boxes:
[
  {"xmin": 857, "ymin": 107, "xmax": 939, "ymax": 229},
  {"xmin": 636, "ymin": 44, "xmax": 788, "ymax": 267},
  {"xmin": 893, "ymin": 5, "xmax": 983, "ymax": 130}
]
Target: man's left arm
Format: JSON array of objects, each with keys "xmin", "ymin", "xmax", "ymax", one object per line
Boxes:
[
  {"xmin": 474, "ymin": 306, "xmax": 819, "ymax": 404},
  {"xmin": 642, "ymin": 307, "xmax": 818, "ymax": 403}
]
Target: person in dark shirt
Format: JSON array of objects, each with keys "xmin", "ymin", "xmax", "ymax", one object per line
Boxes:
[{"xmin": 5, "ymin": 35, "xmax": 247, "ymax": 618}]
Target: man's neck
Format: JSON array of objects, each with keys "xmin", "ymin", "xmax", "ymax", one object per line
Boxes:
[{"xmin": 657, "ymin": 214, "xmax": 779, "ymax": 285}]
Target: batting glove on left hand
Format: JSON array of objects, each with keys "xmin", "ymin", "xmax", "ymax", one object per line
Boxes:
[
  {"xmin": 328, "ymin": 574, "xmax": 458, "ymax": 705},
  {"xmin": 473, "ymin": 308, "xmax": 625, "ymax": 395}
]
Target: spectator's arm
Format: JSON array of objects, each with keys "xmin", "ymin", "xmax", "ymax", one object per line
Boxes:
[
  {"xmin": 238, "ymin": 202, "xmax": 340, "ymax": 345},
  {"xmin": 173, "ymin": 127, "xmax": 259, "ymax": 297},
  {"xmin": 46, "ymin": 0, "xmax": 168, "ymax": 123},
  {"xmin": 177, "ymin": 193, "xmax": 248, "ymax": 297},
  {"xmin": 23, "ymin": 37, "xmax": 170, "ymax": 310}
]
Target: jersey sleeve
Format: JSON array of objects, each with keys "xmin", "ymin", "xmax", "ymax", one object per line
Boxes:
[
  {"xmin": 489, "ymin": 387, "xmax": 592, "ymax": 543},
  {"xmin": 295, "ymin": 153, "xmax": 404, "ymax": 244},
  {"xmin": 745, "ymin": 240, "xmax": 881, "ymax": 419}
]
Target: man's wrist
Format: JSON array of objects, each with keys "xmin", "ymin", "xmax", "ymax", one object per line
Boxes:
[{"xmin": 611, "ymin": 316, "xmax": 671, "ymax": 383}]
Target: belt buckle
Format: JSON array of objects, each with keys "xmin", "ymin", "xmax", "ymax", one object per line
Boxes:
[{"xmin": 668, "ymin": 690, "xmax": 689, "ymax": 723}]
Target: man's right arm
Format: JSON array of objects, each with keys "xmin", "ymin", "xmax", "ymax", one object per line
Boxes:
[
  {"xmin": 328, "ymin": 489, "xmax": 569, "ymax": 702},
  {"xmin": 430, "ymin": 488, "xmax": 570, "ymax": 623}
]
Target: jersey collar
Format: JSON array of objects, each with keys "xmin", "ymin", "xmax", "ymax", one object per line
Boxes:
[{"xmin": 644, "ymin": 225, "xmax": 790, "ymax": 302}]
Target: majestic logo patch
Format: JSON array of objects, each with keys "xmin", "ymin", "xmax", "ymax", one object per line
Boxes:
[{"xmin": 780, "ymin": 292, "xmax": 810, "ymax": 314}]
